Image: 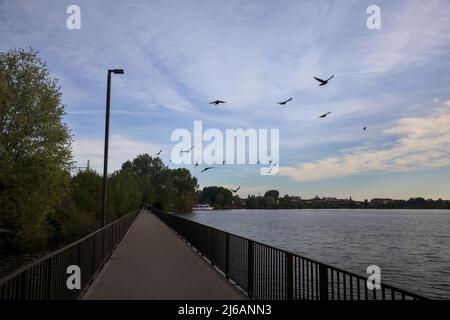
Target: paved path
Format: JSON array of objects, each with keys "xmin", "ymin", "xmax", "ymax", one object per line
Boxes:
[{"xmin": 83, "ymin": 212, "xmax": 244, "ymax": 300}]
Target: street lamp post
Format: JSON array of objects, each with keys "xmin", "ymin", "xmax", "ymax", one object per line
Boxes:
[{"xmin": 101, "ymin": 68, "xmax": 124, "ymax": 227}]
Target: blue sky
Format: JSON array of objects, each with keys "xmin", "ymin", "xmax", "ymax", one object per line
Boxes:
[{"xmin": 1, "ymin": 0, "xmax": 450, "ymax": 200}]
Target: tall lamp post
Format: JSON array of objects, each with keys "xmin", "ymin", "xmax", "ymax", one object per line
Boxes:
[{"xmin": 101, "ymin": 68, "xmax": 124, "ymax": 227}]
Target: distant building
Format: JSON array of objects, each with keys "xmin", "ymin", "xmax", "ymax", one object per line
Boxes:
[
  {"xmin": 288, "ymin": 196, "xmax": 301, "ymax": 203},
  {"xmin": 371, "ymin": 198, "xmax": 393, "ymax": 205}
]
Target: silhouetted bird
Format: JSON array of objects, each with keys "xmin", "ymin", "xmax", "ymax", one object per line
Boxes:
[
  {"xmin": 319, "ymin": 112, "xmax": 332, "ymax": 118},
  {"xmin": 363, "ymin": 127, "xmax": 367, "ymax": 131},
  {"xmin": 230, "ymin": 186, "xmax": 240, "ymax": 193},
  {"xmin": 277, "ymin": 97, "xmax": 293, "ymax": 105},
  {"xmin": 156, "ymin": 150, "xmax": 162, "ymax": 156},
  {"xmin": 313, "ymin": 75, "xmax": 334, "ymax": 86},
  {"xmin": 194, "ymin": 162, "xmax": 199, "ymax": 169},
  {"xmin": 210, "ymin": 100, "xmax": 226, "ymax": 105},
  {"xmin": 268, "ymin": 159, "xmax": 273, "ymax": 164},
  {"xmin": 180, "ymin": 146, "xmax": 194, "ymax": 153},
  {"xmin": 201, "ymin": 167, "xmax": 215, "ymax": 173}
]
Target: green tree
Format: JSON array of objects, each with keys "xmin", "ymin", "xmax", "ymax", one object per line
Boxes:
[
  {"xmin": 264, "ymin": 190, "xmax": 279, "ymax": 201},
  {"xmin": 107, "ymin": 169, "xmax": 142, "ymax": 221},
  {"xmin": 246, "ymin": 195, "xmax": 258, "ymax": 209},
  {"xmin": 70, "ymin": 170, "xmax": 102, "ymax": 220},
  {"xmin": 199, "ymin": 186, "xmax": 233, "ymax": 208},
  {"xmin": 170, "ymin": 168, "xmax": 198, "ymax": 212},
  {"xmin": 121, "ymin": 154, "xmax": 198, "ymax": 212},
  {"xmin": 0, "ymin": 49, "xmax": 72, "ymax": 251}
]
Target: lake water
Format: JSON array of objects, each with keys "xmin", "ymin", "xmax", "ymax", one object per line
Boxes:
[{"xmin": 181, "ymin": 209, "xmax": 450, "ymax": 299}]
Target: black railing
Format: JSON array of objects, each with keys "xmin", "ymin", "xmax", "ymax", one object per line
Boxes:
[
  {"xmin": 0, "ymin": 210, "xmax": 138, "ymax": 300},
  {"xmin": 153, "ymin": 210, "xmax": 428, "ymax": 300}
]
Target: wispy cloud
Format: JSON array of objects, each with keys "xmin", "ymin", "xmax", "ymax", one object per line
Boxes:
[
  {"xmin": 72, "ymin": 135, "xmax": 163, "ymax": 172},
  {"xmin": 279, "ymin": 102, "xmax": 450, "ymax": 182},
  {"xmin": 347, "ymin": 0, "xmax": 450, "ymax": 77}
]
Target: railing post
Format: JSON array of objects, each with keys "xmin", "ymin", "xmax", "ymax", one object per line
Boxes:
[
  {"xmin": 102, "ymin": 229, "xmax": 106, "ymax": 262},
  {"xmin": 225, "ymin": 233, "xmax": 230, "ymax": 279},
  {"xmin": 46, "ymin": 257, "xmax": 53, "ymax": 300},
  {"xmin": 77, "ymin": 242, "xmax": 81, "ymax": 270},
  {"xmin": 210, "ymin": 228, "xmax": 214, "ymax": 266},
  {"xmin": 19, "ymin": 271, "xmax": 27, "ymax": 300},
  {"xmin": 286, "ymin": 253, "xmax": 293, "ymax": 300},
  {"xmin": 91, "ymin": 234, "xmax": 96, "ymax": 275},
  {"xmin": 247, "ymin": 240, "xmax": 254, "ymax": 298},
  {"xmin": 319, "ymin": 264, "xmax": 329, "ymax": 300}
]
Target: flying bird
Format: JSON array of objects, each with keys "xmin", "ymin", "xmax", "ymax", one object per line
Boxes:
[
  {"xmin": 277, "ymin": 97, "xmax": 293, "ymax": 105},
  {"xmin": 201, "ymin": 167, "xmax": 215, "ymax": 173},
  {"xmin": 313, "ymin": 75, "xmax": 334, "ymax": 86},
  {"xmin": 180, "ymin": 146, "xmax": 194, "ymax": 153},
  {"xmin": 156, "ymin": 150, "xmax": 162, "ymax": 156},
  {"xmin": 363, "ymin": 127, "xmax": 367, "ymax": 131},
  {"xmin": 210, "ymin": 100, "xmax": 226, "ymax": 105},
  {"xmin": 230, "ymin": 186, "xmax": 240, "ymax": 193},
  {"xmin": 319, "ymin": 112, "xmax": 332, "ymax": 118}
]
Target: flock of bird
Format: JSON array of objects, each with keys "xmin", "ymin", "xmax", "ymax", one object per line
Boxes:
[
  {"xmin": 209, "ymin": 75, "xmax": 372, "ymax": 124},
  {"xmin": 209, "ymin": 75, "xmax": 345, "ymax": 119},
  {"xmin": 156, "ymin": 75, "xmax": 368, "ymax": 194}
]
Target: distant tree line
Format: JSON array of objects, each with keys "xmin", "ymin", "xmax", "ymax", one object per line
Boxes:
[
  {"xmin": 0, "ymin": 48, "xmax": 198, "ymax": 254},
  {"xmin": 197, "ymin": 186, "xmax": 450, "ymax": 210},
  {"xmin": 244, "ymin": 195, "xmax": 450, "ymax": 210}
]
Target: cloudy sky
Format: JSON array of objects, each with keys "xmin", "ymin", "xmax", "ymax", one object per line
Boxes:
[{"xmin": 1, "ymin": 0, "xmax": 450, "ymax": 200}]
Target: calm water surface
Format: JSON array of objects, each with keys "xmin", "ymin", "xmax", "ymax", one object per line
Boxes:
[{"xmin": 180, "ymin": 209, "xmax": 450, "ymax": 299}]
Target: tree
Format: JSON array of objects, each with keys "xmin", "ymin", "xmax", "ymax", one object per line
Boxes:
[
  {"xmin": 170, "ymin": 168, "xmax": 198, "ymax": 212},
  {"xmin": 262, "ymin": 195, "xmax": 275, "ymax": 208},
  {"xmin": 199, "ymin": 186, "xmax": 233, "ymax": 208},
  {"xmin": 0, "ymin": 49, "xmax": 72, "ymax": 251},
  {"xmin": 119, "ymin": 154, "xmax": 198, "ymax": 212},
  {"xmin": 70, "ymin": 170, "xmax": 102, "ymax": 220},
  {"xmin": 264, "ymin": 190, "xmax": 279, "ymax": 201},
  {"xmin": 107, "ymin": 169, "xmax": 142, "ymax": 221},
  {"xmin": 246, "ymin": 195, "xmax": 258, "ymax": 209}
]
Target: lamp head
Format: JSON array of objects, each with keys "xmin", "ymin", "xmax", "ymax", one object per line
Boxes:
[{"xmin": 110, "ymin": 69, "xmax": 124, "ymax": 74}]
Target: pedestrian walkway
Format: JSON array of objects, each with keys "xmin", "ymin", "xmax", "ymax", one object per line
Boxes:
[{"xmin": 83, "ymin": 212, "xmax": 245, "ymax": 300}]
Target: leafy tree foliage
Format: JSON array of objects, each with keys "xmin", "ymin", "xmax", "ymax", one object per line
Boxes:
[
  {"xmin": 198, "ymin": 186, "xmax": 233, "ymax": 209},
  {"xmin": 70, "ymin": 170, "xmax": 102, "ymax": 220},
  {"xmin": 0, "ymin": 49, "xmax": 72, "ymax": 251},
  {"xmin": 264, "ymin": 190, "xmax": 279, "ymax": 201},
  {"xmin": 119, "ymin": 154, "xmax": 198, "ymax": 212}
]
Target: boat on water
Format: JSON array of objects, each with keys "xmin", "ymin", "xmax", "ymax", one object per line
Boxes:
[{"xmin": 193, "ymin": 204, "xmax": 214, "ymax": 211}]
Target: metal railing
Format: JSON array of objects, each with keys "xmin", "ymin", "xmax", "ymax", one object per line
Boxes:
[
  {"xmin": 0, "ymin": 210, "xmax": 138, "ymax": 300},
  {"xmin": 154, "ymin": 210, "xmax": 428, "ymax": 300}
]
